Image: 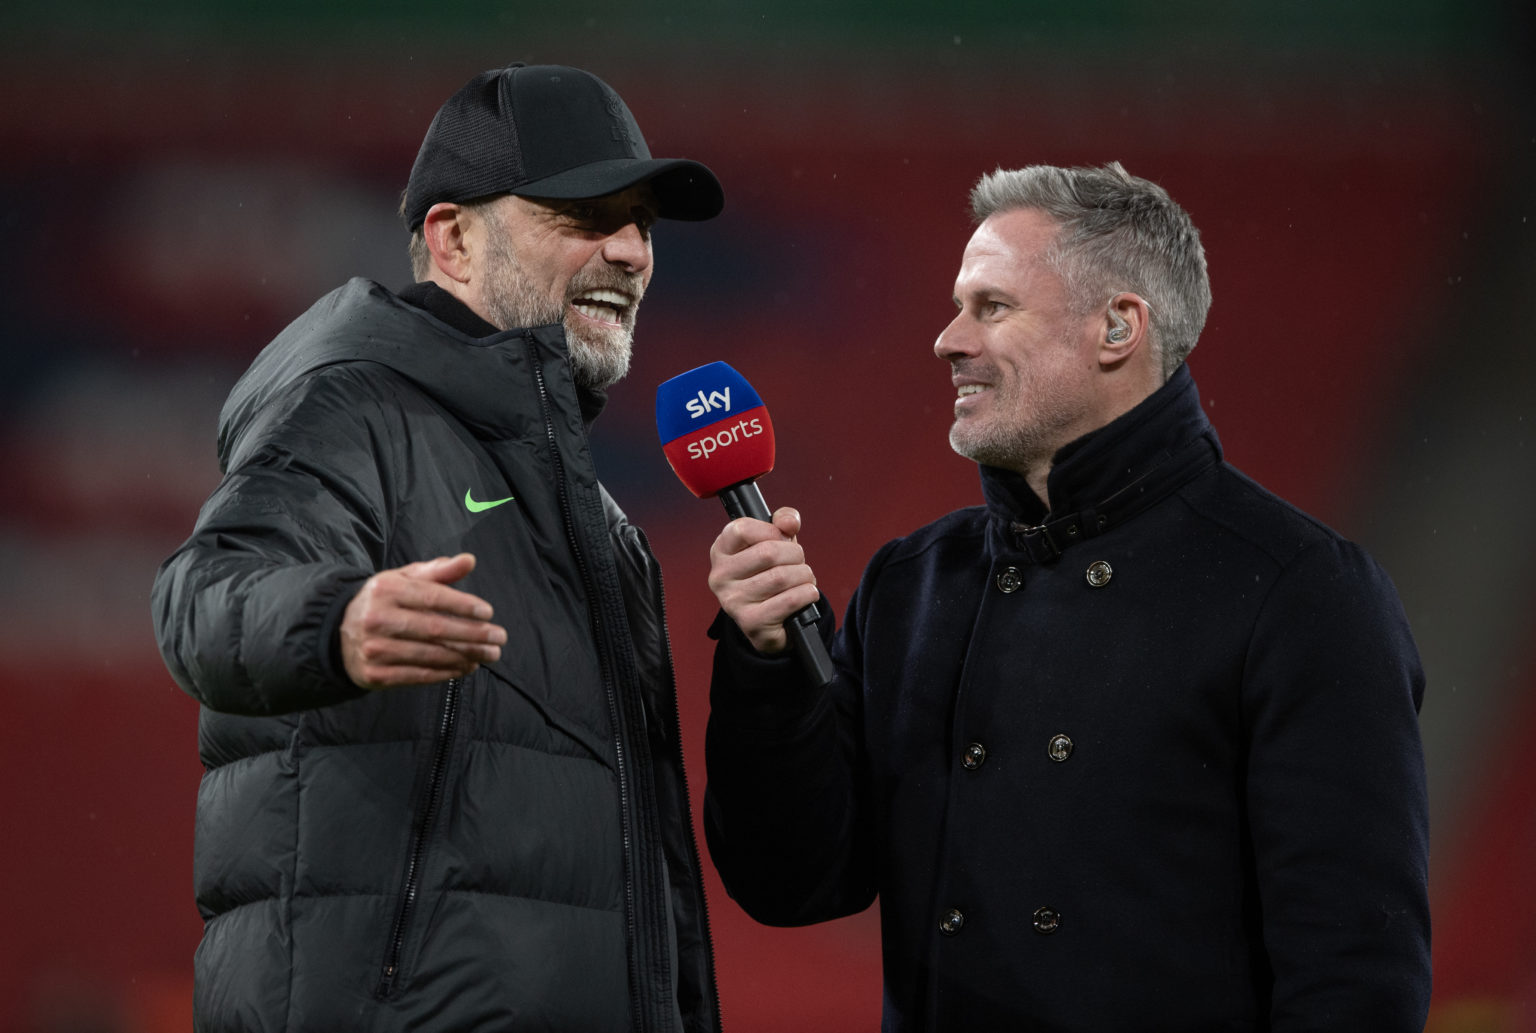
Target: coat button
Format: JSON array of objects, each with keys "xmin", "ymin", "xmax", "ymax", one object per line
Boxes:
[
  {"xmin": 1085, "ymin": 560, "xmax": 1113, "ymax": 588},
  {"xmin": 995, "ymin": 566, "xmax": 1023, "ymax": 594},
  {"xmin": 1047, "ymin": 734, "xmax": 1073, "ymax": 762},
  {"xmin": 1032, "ymin": 907, "xmax": 1061, "ymax": 934},
  {"xmin": 939, "ymin": 909, "xmax": 965, "ymax": 936},
  {"xmin": 961, "ymin": 742, "xmax": 987, "ymax": 770}
]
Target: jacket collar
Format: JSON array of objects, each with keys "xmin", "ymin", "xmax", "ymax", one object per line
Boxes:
[
  {"xmin": 979, "ymin": 364, "xmax": 1222, "ymax": 563},
  {"xmin": 398, "ymin": 281, "xmax": 609, "ymax": 425},
  {"xmin": 219, "ymin": 279, "xmax": 591, "ymax": 467}
]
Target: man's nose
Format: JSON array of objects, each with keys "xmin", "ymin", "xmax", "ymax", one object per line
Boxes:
[
  {"xmin": 601, "ymin": 220, "xmax": 652, "ymax": 274},
  {"xmin": 934, "ymin": 313, "xmax": 974, "ymax": 360}
]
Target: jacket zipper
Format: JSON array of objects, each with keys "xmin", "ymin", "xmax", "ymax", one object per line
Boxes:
[
  {"xmin": 637, "ymin": 525, "xmax": 724, "ymax": 1031},
  {"xmin": 525, "ymin": 339, "xmax": 666, "ymax": 1032},
  {"xmin": 376, "ymin": 676, "xmax": 460, "ymax": 998}
]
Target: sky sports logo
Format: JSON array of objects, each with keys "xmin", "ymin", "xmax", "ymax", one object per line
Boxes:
[
  {"xmin": 656, "ymin": 361, "xmax": 778, "ymax": 498},
  {"xmin": 685, "ymin": 415, "xmax": 765, "ymax": 458},
  {"xmin": 685, "ymin": 387, "xmax": 732, "ymax": 419}
]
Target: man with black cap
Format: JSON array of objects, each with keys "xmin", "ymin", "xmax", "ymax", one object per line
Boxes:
[{"xmin": 152, "ymin": 64, "xmax": 724, "ymax": 1032}]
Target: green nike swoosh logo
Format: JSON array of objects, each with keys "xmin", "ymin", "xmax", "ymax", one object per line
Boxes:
[{"xmin": 464, "ymin": 489, "xmax": 515, "ymax": 513}]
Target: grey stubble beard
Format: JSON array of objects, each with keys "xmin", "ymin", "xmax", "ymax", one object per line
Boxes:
[
  {"xmin": 479, "ymin": 230, "xmax": 639, "ymax": 391},
  {"xmin": 945, "ymin": 360, "xmax": 1086, "ymax": 477}
]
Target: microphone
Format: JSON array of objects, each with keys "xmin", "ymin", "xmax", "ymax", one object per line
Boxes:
[{"xmin": 656, "ymin": 361, "xmax": 835, "ymax": 688}]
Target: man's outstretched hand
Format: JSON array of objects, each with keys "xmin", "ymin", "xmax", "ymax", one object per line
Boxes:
[{"xmin": 340, "ymin": 552, "xmax": 506, "ymax": 689}]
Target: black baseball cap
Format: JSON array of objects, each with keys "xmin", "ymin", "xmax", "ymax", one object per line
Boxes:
[{"xmin": 401, "ymin": 63, "xmax": 724, "ymax": 231}]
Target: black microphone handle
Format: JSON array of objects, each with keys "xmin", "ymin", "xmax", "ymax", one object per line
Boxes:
[{"xmin": 718, "ymin": 480, "xmax": 836, "ymax": 688}]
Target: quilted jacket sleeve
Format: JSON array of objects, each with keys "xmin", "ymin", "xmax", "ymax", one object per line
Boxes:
[{"xmin": 151, "ymin": 368, "xmax": 391, "ymax": 716}]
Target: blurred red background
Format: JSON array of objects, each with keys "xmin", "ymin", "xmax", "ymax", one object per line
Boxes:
[{"xmin": 2, "ymin": 5, "xmax": 1533, "ymax": 1030}]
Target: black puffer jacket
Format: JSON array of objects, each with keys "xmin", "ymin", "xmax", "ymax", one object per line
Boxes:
[{"xmin": 152, "ymin": 278, "xmax": 718, "ymax": 1033}]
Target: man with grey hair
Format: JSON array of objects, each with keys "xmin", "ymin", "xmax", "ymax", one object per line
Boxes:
[
  {"xmin": 153, "ymin": 64, "xmax": 724, "ymax": 1032},
  {"xmin": 700, "ymin": 163, "xmax": 1430, "ymax": 1029}
]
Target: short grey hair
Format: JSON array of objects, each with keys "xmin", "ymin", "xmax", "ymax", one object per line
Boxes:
[
  {"xmin": 970, "ymin": 162, "xmax": 1211, "ymax": 379},
  {"xmin": 407, "ymin": 229, "xmax": 431, "ymax": 281},
  {"xmin": 400, "ymin": 193, "xmax": 502, "ymax": 282}
]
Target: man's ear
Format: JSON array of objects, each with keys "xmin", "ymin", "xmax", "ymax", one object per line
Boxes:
[
  {"xmin": 422, "ymin": 202, "xmax": 473, "ymax": 284},
  {"xmin": 1099, "ymin": 291, "xmax": 1152, "ymax": 366}
]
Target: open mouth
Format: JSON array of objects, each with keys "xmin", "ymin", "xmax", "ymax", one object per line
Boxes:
[
  {"xmin": 955, "ymin": 382, "xmax": 993, "ymax": 405},
  {"xmin": 952, "ymin": 380, "xmax": 994, "ymax": 415},
  {"xmin": 570, "ymin": 288, "xmax": 631, "ymax": 327}
]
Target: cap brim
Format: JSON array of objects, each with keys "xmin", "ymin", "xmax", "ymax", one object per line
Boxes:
[{"xmin": 513, "ymin": 157, "xmax": 724, "ymax": 221}]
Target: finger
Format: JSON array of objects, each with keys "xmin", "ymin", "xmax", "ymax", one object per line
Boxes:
[
  {"xmin": 398, "ymin": 552, "xmax": 477, "ymax": 586},
  {"xmin": 730, "ymin": 581, "xmax": 824, "ymax": 654},
  {"xmin": 399, "ymin": 613, "xmax": 508, "ymax": 647},
  {"xmin": 718, "ymin": 563, "xmax": 818, "ymax": 613},
  {"xmin": 360, "ymin": 637, "xmax": 501, "ymax": 668},
  {"xmin": 741, "ymin": 585, "xmax": 823, "ymax": 627},
  {"xmin": 346, "ymin": 644, "xmax": 485, "ymax": 690},
  {"xmin": 713, "ymin": 515, "xmax": 790, "ymax": 557},
  {"xmin": 348, "ymin": 638, "xmax": 498, "ymax": 687},
  {"xmin": 354, "ymin": 604, "xmax": 507, "ymax": 647},
  {"xmin": 771, "ymin": 506, "xmax": 802, "ymax": 540},
  {"xmin": 379, "ymin": 576, "xmax": 497, "ymax": 621},
  {"xmin": 709, "ymin": 537, "xmax": 807, "ymax": 593},
  {"xmin": 712, "ymin": 553, "xmax": 817, "ymax": 614},
  {"xmin": 438, "ymin": 639, "xmax": 505, "ymax": 662}
]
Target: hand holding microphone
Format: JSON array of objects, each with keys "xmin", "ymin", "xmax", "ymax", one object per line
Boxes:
[
  {"xmin": 656, "ymin": 362, "xmax": 835, "ymax": 687},
  {"xmin": 707, "ymin": 505, "xmax": 818, "ymax": 653}
]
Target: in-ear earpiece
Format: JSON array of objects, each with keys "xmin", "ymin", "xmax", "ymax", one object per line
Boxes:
[{"xmin": 1105, "ymin": 296, "xmax": 1135, "ymax": 343}]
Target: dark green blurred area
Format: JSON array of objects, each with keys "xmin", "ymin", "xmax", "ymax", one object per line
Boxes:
[{"xmin": 4, "ymin": 0, "xmax": 1521, "ymax": 56}]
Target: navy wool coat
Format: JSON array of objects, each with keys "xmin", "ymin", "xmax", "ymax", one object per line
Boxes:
[{"xmin": 703, "ymin": 365, "xmax": 1430, "ymax": 1032}]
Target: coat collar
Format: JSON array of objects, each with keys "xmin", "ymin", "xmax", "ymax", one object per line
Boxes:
[{"xmin": 979, "ymin": 364, "xmax": 1222, "ymax": 563}]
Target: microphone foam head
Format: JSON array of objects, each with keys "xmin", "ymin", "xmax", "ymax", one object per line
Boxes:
[{"xmin": 656, "ymin": 361, "xmax": 776, "ymax": 498}]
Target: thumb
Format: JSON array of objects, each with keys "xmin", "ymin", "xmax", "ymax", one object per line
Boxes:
[
  {"xmin": 403, "ymin": 552, "xmax": 477, "ymax": 584},
  {"xmin": 772, "ymin": 507, "xmax": 802, "ymax": 540}
]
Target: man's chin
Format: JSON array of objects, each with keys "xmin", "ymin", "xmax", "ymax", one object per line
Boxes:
[
  {"xmin": 949, "ymin": 425, "xmax": 1014, "ymax": 469},
  {"xmin": 565, "ymin": 329, "xmax": 633, "ymax": 390},
  {"xmin": 948, "ymin": 423, "xmax": 986, "ymax": 461}
]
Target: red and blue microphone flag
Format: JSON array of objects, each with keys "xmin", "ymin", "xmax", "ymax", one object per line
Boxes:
[{"xmin": 655, "ymin": 361, "xmax": 777, "ymax": 499}]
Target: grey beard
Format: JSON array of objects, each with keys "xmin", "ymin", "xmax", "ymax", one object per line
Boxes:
[
  {"xmin": 564, "ymin": 320, "xmax": 634, "ymax": 391},
  {"xmin": 944, "ymin": 361, "xmax": 1086, "ymax": 477},
  {"xmin": 949, "ymin": 423, "xmax": 1050, "ymax": 475},
  {"xmin": 480, "ymin": 235, "xmax": 636, "ymax": 391}
]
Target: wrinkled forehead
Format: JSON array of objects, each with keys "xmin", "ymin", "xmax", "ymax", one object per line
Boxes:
[{"xmin": 954, "ymin": 209, "xmax": 1064, "ymax": 294}]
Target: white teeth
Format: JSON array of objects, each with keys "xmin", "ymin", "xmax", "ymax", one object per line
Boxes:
[
  {"xmin": 573, "ymin": 303, "xmax": 615, "ymax": 322},
  {"xmin": 578, "ymin": 289, "xmax": 629, "ymax": 307},
  {"xmin": 571, "ymin": 288, "xmax": 629, "ymax": 323},
  {"xmin": 957, "ymin": 384, "xmax": 989, "ymax": 397}
]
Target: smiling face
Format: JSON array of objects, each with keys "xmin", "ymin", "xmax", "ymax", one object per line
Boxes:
[
  {"xmin": 934, "ymin": 207, "xmax": 1110, "ymax": 490},
  {"xmin": 473, "ymin": 185, "xmax": 657, "ymax": 389}
]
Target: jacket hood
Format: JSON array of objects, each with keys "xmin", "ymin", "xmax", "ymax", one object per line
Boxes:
[{"xmin": 217, "ymin": 278, "xmax": 569, "ymax": 469}]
